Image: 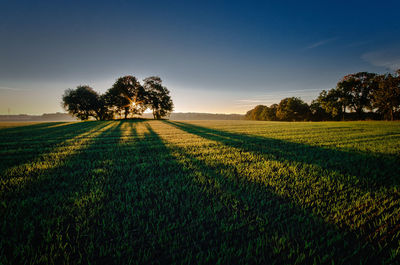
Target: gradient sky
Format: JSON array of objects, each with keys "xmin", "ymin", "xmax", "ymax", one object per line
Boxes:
[{"xmin": 1, "ymin": 0, "xmax": 399, "ymax": 114}]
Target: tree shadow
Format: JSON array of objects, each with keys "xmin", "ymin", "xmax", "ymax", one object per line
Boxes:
[
  {"xmin": 0, "ymin": 122, "xmax": 86, "ymax": 142},
  {"xmin": 0, "ymin": 121, "xmax": 109, "ymax": 175},
  {"xmin": 122, "ymin": 122, "xmax": 382, "ymax": 264},
  {"xmin": 160, "ymin": 120, "xmax": 400, "ymax": 262},
  {"xmin": 163, "ymin": 120, "xmax": 400, "ymax": 191},
  {"xmin": 0, "ymin": 122, "xmax": 66, "ymax": 134},
  {"xmin": 1, "ymin": 120, "xmax": 395, "ymax": 264},
  {"xmin": 0, "ymin": 122, "xmax": 112, "ymax": 155},
  {"xmin": 0, "ymin": 120, "xmax": 124, "ymax": 264}
]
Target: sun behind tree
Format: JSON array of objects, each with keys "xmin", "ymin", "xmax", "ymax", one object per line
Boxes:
[
  {"xmin": 62, "ymin": 75, "xmax": 174, "ymax": 120},
  {"xmin": 103, "ymin": 76, "xmax": 146, "ymax": 119}
]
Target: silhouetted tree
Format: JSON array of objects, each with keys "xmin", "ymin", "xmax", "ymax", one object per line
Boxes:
[
  {"xmin": 315, "ymin": 89, "xmax": 348, "ymax": 120},
  {"xmin": 97, "ymin": 94, "xmax": 114, "ymax": 120},
  {"xmin": 245, "ymin": 105, "xmax": 266, "ymax": 120},
  {"xmin": 261, "ymin": 104, "xmax": 278, "ymax": 121},
  {"xmin": 371, "ymin": 71, "xmax": 400, "ymax": 120},
  {"xmin": 276, "ymin": 97, "xmax": 310, "ymax": 121},
  {"xmin": 105, "ymin": 76, "xmax": 146, "ymax": 119},
  {"xmin": 309, "ymin": 99, "xmax": 330, "ymax": 121},
  {"xmin": 245, "ymin": 109, "xmax": 253, "ymax": 120},
  {"xmin": 143, "ymin": 76, "xmax": 174, "ymax": 119},
  {"xmin": 337, "ymin": 72, "xmax": 377, "ymax": 118},
  {"xmin": 62, "ymin": 85, "xmax": 110, "ymax": 120}
]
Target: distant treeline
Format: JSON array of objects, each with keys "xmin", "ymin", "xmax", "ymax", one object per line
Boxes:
[
  {"xmin": 62, "ymin": 75, "xmax": 173, "ymax": 120},
  {"xmin": 246, "ymin": 70, "xmax": 400, "ymax": 121}
]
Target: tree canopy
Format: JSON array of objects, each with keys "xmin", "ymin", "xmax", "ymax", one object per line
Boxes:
[
  {"xmin": 371, "ymin": 72, "xmax": 400, "ymax": 121},
  {"xmin": 62, "ymin": 75, "xmax": 174, "ymax": 120},
  {"xmin": 245, "ymin": 99, "xmax": 309, "ymax": 121},
  {"xmin": 104, "ymin": 76, "xmax": 147, "ymax": 119},
  {"xmin": 62, "ymin": 85, "xmax": 109, "ymax": 121},
  {"xmin": 143, "ymin": 77, "xmax": 174, "ymax": 119},
  {"xmin": 276, "ymin": 97, "xmax": 310, "ymax": 121},
  {"xmin": 337, "ymin": 72, "xmax": 377, "ymax": 118},
  {"xmin": 314, "ymin": 89, "xmax": 345, "ymax": 120}
]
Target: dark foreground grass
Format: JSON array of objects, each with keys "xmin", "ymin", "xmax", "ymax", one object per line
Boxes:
[{"xmin": 1, "ymin": 120, "xmax": 400, "ymax": 264}]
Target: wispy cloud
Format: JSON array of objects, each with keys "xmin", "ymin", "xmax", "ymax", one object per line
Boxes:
[
  {"xmin": 235, "ymin": 98, "xmax": 278, "ymax": 106},
  {"xmin": 254, "ymin": 88, "xmax": 322, "ymax": 100},
  {"xmin": 361, "ymin": 50, "xmax": 400, "ymax": 71},
  {"xmin": 236, "ymin": 99, "xmax": 267, "ymax": 103},
  {"xmin": 347, "ymin": 40, "xmax": 370, "ymax": 48},
  {"xmin": 235, "ymin": 88, "xmax": 322, "ymax": 107},
  {"xmin": 306, "ymin": 37, "xmax": 338, "ymax": 49},
  {"xmin": 0, "ymin": 86, "xmax": 30, "ymax": 91},
  {"xmin": 280, "ymin": 88, "xmax": 322, "ymax": 93}
]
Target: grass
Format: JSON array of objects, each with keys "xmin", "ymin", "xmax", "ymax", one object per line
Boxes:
[{"xmin": 1, "ymin": 120, "xmax": 400, "ymax": 264}]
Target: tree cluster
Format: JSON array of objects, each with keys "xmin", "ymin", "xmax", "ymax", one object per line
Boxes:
[
  {"xmin": 62, "ymin": 75, "xmax": 174, "ymax": 120},
  {"xmin": 246, "ymin": 69, "xmax": 400, "ymax": 121}
]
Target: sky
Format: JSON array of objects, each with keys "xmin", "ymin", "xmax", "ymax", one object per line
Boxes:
[{"xmin": 0, "ymin": 0, "xmax": 399, "ymax": 115}]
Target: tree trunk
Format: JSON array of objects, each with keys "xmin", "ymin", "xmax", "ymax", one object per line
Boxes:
[
  {"xmin": 341, "ymin": 105, "xmax": 344, "ymax": 121},
  {"xmin": 124, "ymin": 107, "xmax": 129, "ymax": 119},
  {"xmin": 391, "ymin": 108, "xmax": 394, "ymax": 121},
  {"xmin": 356, "ymin": 108, "xmax": 363, "ymax": 120}
]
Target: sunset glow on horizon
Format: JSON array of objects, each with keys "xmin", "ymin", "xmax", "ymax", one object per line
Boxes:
[{"xmin": 1, "ymin": 0, "xmax": 399, "ymax": 115}]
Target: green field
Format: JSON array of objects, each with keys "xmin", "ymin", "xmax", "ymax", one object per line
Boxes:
[{"xmin": 1, "ymin": 120, "xmax": 400, "ymax": 264}]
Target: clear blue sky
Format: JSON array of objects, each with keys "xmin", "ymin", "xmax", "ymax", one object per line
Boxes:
[{"xmin": 1, "ymin": 0, "xmax": 399, "ymax": 114}]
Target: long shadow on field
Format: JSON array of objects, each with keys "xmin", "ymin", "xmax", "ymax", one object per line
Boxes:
[
  {"xmin": 0, "ymin": 122, "xmax": 66, "ymax": 134},
  {"xmin": 0, "ymin": 120, "xmax": 389, "ymax": 264},
  {"xmin": 0, "ymin": 121, "xmax": 119, "ymax": 199},
  {"xmin": 0, "ymin": 121, "xmax": 108, "ymax": 174},
  {"xmin": 163, "ymin": 121, "xmax": 400, "ymax": 192},
  {"xmin": 0, "ymin": 120, "xmax": 124, "ymax": 264},
  {"xmin": 0, "ymin": 121, "xmax": 88, "ymax": 142},
  {"xmin": 127, "ymin": 122, "xmax": 381, "ymax": 264}
]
